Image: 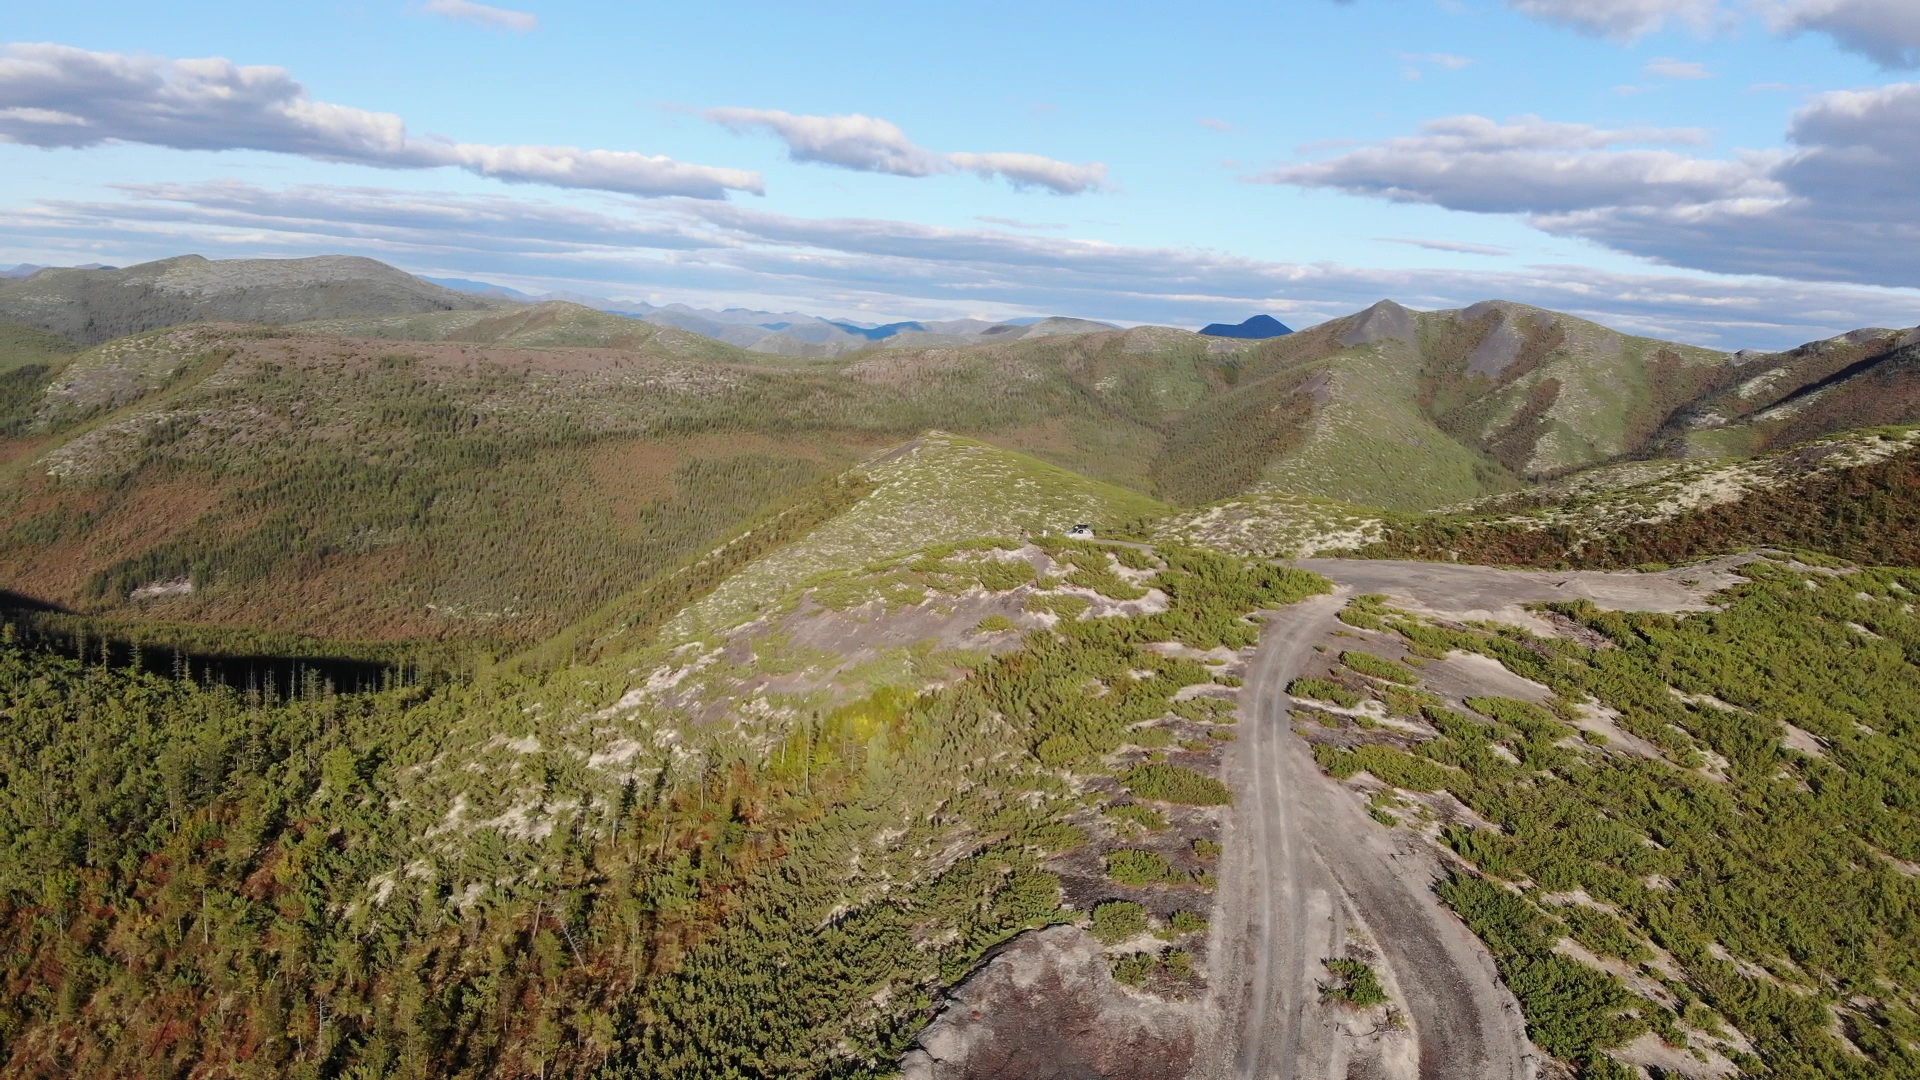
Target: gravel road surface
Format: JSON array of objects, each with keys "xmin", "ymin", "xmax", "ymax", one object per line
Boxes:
[{"xmin": 1189, "ymin": 553, "xmax": 1756, "ymax": 1079}]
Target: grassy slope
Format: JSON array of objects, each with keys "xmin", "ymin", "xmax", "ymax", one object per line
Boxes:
[
  {"xmin": 0, "ymin": 322, "xmax": 80, "ymax": 442},
  {"xmin": 663, "ymin": 431, "xmax": 1169, "ymax": 640},
  {"xmin": 1418, "ymin": 303, "xmax": 1731, "ymax": 478},
  {"xmin": 0, "ymin": 321, "xmax": 77, "ymax": 373},
  {"xmin": 1676, "ymin": 330, "xmax": 1920, "ymax": 461},
  {"xmin": 1254, "ymin": 339, "xmax": 1506, "ymax": 509},
  {"xmin": 1167, "ymin": 302, "xmax": 1736, "ymax": 512}
]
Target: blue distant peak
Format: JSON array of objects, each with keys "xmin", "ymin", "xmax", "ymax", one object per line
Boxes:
[
  {"xmin": 1200, "ymin": 314, "xmax": 1293, "ymax": 339},
  {"xmin": 826, "ymin": 319, "xmax": 929, "ymax": 340}
]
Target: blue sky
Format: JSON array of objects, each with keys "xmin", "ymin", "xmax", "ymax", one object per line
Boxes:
[{"xmin": 2, "ymin": 0, "xmax": 1917, "ymax": 347}]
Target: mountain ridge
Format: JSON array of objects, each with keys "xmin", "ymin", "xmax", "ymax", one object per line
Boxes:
[{"xmin": 0, "ymin": 255, "xmax": 502, "ymax": 344}]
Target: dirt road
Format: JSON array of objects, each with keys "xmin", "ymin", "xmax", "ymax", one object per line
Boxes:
[{"xmin": 1196, "ymin": 558, "xmax": 1748, "ymax": 1078}]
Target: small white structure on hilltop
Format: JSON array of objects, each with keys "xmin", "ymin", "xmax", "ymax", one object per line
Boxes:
[{"xmin": 1066, "ymin": 523, "xmax": 1095, "ymax": 539}]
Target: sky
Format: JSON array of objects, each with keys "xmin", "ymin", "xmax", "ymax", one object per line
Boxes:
[{"xmin": 1, "ymin": 0, "xmax": 1917, "ymax": 349}]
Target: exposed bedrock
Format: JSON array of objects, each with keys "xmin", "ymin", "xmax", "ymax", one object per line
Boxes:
[{"xmin": 900, "ymin": 925, "xmax": 1200, "ymax": 1080}]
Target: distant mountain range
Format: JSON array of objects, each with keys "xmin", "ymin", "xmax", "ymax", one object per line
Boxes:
[
  {"xmin": 2, "ymin": 262, "xmax": 117, "ymax": 279},
  {"xmin": 1200, "ymin": 314, "xmax": 1293, "ymax": 339},
  {"xmin": 2, "ymin": 258, "xmax": 1307, "ymax": 354},
  {"xmin": 444, "ymin": 277, "xmax": 1122, "ymax": 356}
]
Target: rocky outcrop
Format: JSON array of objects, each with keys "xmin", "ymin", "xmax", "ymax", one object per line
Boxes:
[{"xmin": 900, "ymin": 926, "xmax": 1199, "ymax": 1080}]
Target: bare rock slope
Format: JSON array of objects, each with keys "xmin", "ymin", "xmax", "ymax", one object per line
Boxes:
[{"xmin": 901, "ymin": 926, "xmax": 1200, "ymax": 1080}]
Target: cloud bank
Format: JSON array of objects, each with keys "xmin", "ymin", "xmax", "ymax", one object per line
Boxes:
[
  {"xmin": 0, "ymin": 43, "xmax": 760, "ymax": 198},
  {"xmin": 1258, "ymin": 115, "xmax": 1763, "ymax": 215},
  {"xmin": 1259, "ymin": 84, "xmax": 1920, "ymax": 289},
  {"xmin": 1505, "ymin": 0, "xmax": 1920, "ymax": 67},
  {"xmin": 704, "ymin": 107, "xmax": 1109, "ymax": 194}
]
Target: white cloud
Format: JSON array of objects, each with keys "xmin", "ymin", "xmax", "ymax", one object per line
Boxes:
[
  {"xmin": 1499, "ymin": 0, "xmax": 1920, "ymax": 67},
  {"xmin": 1256, "ymin": 115, "xmax": 1763, "ymax": 214},
  {"xmin": 424, "ymin": 0, "xmax": 540, "ymax": 33},
  {"xmin": 0, "ymin": 43, "xmax": 759, "ymax": 198},
  {"xmin": 1759, "ymin": 0, "xmax": 1920, "ymax": 68},
  {"xmin": 946, "ymin": 152, "xmax": 1108, "ymax": 195},
  {"xmin": 1646, "ymin": 56, "xmax": 1714, "ymax": 77},
  {"xmin": 1400, "ymin": 52, "xmax": 1476, "ymax": 80},
  {"xmin": 704, "ymin": 107, "xmax": 1108, "ymax": 194},
  {"xmin": 1198, "ymin": 117, "xmax": 1234, "ymax": 132},
  {"xmin": 1259, "ymin": 85, "xmax": 1920, "ymax": 289},
  {"xmin": 6, "ymin": 177, "xmax": 1915, "ymax": 349}
]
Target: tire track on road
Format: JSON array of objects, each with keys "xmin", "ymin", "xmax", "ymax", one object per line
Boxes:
[{"xmin": 1200, "ymin": 581, "xmax": 1537, "ymax": 1079}]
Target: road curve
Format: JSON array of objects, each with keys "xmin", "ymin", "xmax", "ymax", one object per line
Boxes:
[{"xmin": 1195, "ymin": 577, "xmax": 1539, "ymax": 1079}]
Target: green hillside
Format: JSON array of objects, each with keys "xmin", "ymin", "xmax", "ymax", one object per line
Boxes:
[
  {"xmin": 0, "ymin": 321, "xmax": 79, "ymax": 439},
  {"xmin": 0, "ymin": 255, "xmax": 500, "ymax": 345},
  {"xmin": 0, "ymin": 322, "xmax": 1209, "ymax": 645},
  {"xmin": 1667, "ymin": 327, "xmax": 1920, "ymax": 460},
  {"xmin": 1184, "ymin": 299, "xmax": 1741, "ymax": 510},
  {"xmin": 294, "ymin": 301, "xmax": 748, "ymax": 360}
]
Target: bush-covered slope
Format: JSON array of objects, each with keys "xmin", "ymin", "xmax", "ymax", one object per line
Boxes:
[
  {"xmin": 0, "ymin": 533, "xmax": 1326, "ymax": 1079},
  {"xmin": 1304, "ymin": 563, "xmax": 1920, "ymax": 1078},
  {"xmin": 1667, "ymin": 327, "xmax": 1920, "ymax": 460},
  {"xmin": 1349, "ymin": 427, "xmax": 1920, "ymax": 569}
]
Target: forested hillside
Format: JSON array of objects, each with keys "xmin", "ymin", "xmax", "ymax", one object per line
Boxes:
[
  {"xmin": 0, "ymin": 534, "xmax": 1325, "ymax": 1079},
  {"xmin": 0, "ymin": 320, "xmax": 1224, "ymax": 644}
]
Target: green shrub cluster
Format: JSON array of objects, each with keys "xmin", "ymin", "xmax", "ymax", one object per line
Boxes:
[
  {"xmin": 1341, "ymin": 650, "xmax": 1420, "ymax": 684},
  {"xmin": 1090, "ymin": 900, "xmax": 1150, "ymax": 943},
  {"xmin": 1289, "ymin": 677, "xmax": 1362, "ymax": 708},
  {"xmin": 1105, "ymin": 849, "xmax": 1188, "ymax": 887},
  {"xmin": 1321, "ymin": 957, "xmax": 1389, "ymax": 1008},
  {"xmin": 1110, "ymin": 947, "xmax": 1195, "ymax": 987},
  {"xmin": 1121, "ymin": 763, "xmax": 1233, "ymax": 806},
  {"xmin": 1106, "ymin": 802, "xmax": 1170, "ymax": 833}
]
